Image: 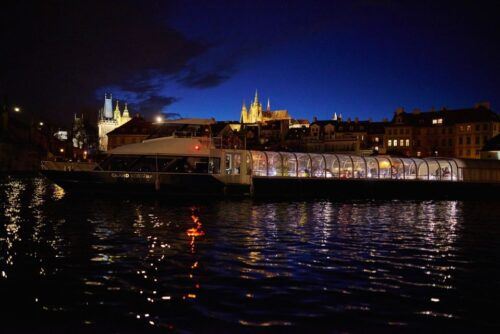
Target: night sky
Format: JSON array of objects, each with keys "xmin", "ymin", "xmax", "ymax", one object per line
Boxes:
[{"xmin": 2, "ymin": 0, "xmax": 499, "ymax": 125}]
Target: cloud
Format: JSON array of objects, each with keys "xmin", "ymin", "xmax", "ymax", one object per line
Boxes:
[
  {"xmin": 177, "ymin": 70, "xmax": 230, "ymax": 88},
  {"xmin": 0, "ymin": 0, "xmax": 210, "ymax": 122},
  {"xmin": 130, "ymin": 95, "xmax": 179, "ymax": 114}
]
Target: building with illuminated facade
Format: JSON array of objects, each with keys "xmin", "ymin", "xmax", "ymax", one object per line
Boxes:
[
  {"xmin": 305, "ymin": 117, "xmax": 387, "ymax": 155},
  {"xmin": 240, "ymin": 90, "xmax": 290, "ymax": 124},
  {"xmin": 97, "ymin": 94, "xmax": 132, "ymax": 151},
  {"xmin": 386, "ymin": 103, "xmax": 500, "ymax": 159}
]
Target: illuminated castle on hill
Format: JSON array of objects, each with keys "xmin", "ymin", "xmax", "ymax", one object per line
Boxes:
[
  {"xmin": 240, "ymin": 90, "xmax": 291, "ymax": 124},
  {"xmin": 98, "ymin": 94, "xmax": 131, "ymax": 151}
]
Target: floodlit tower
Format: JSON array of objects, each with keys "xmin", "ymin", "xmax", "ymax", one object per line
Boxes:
[
  {"xmin": 113, "ymin": 100, "xmax": 121, "ymax": 123},
  {"xmin": 121, "ymin": 102, "xmax": 131, "ymax": 124},
  {"xmin": 103, "ymin": 93, "xmax": 113, "ymax": 119},
  {"xmin": 240, "ymin": 101, "xmax": 248, "ymax": 123}
]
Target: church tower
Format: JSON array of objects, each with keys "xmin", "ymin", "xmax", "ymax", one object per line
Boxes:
[
  {"xmin": 238, "ymin": 90, "xmax": 291, "ymax": 124},
  {"xmin": 248, "ymin": 89, "xmax": 263, "ymax": 123},
  {"xmin": 98, "ymin": 94, "xmax": 133, "ymax": 151},
  {"xmin": 121, "ymin": 102, "xmax": 131, "ymax": 124},
  {"xmin": 114, "ymin": 100, "xmax": 122, "ymax": 124},
  {"xmin": 103, "ymin": 93, "xmax": 113, "ymax": 119},
  {"xmin": 240, "ymin": 101, "xmax": 248, "ymax": 123}
]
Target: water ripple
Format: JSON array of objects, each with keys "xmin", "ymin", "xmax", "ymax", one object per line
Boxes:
[{"xmin": 0, "ymin": 176, "xmax": 499, "ymax": 332}]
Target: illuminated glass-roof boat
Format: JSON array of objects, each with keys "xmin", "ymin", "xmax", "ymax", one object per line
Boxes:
[{"xmin": 41, "ymin": 130, "xmax": 500, "ymax": 198}]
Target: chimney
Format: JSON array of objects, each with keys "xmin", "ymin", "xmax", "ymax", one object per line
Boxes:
[
  {"xmin": 313, "ymin": 116, "xmax": 317, "ymax": 122},
  {"xmin": 412, "ymin": 108, "xmax": 421, "ymax": 115},
  {"xmin": 347, "ymin": 117, "xmax": 351, "ymax": 123},
  {"xmin": 441, "ymin": 106, "xmax": 447, "ymax": 112},
  {"xmin": 395, "ymin": 107, "xmax": 404, "ymax": 115},
  {"xmin": 354, "ymin": 117, "xmax": 359, "ymax": 123}
]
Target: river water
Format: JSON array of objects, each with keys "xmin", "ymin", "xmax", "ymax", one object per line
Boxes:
[{"xmin": 0, "ymin": 175, "xmax": 499, "ymax": 333}]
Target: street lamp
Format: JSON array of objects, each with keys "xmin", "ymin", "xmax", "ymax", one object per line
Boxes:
[
  {"xmin": 39, "ymin": 121, "xmax": 44, "ymax": 126},
  {"xmin": 155, "ymin": 115, "xmax": 163, "ymax": 123},
  {"xmin": 13, "ymin": 107, "xmax": 20, "ymax": 112}
]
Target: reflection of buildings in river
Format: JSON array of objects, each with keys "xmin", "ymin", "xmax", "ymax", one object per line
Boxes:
[
  {"xmin": 310, "ymin": 201, "xmax": 334, "ymax": 244},
  {"xmin": 132, "ymin": 205, "xmax": 172, "ymax": 326},
  {"xmin": 131, "ymin": 205, "xmax": 204, "ymax": 326},
  {"xmin": 51, "ymin": 184, "xmax": 65, "ymax": 201},
  {"xmin": 243, "ymin": 202, "xmax": 323, "ymax": 277},
  {"xmin": 1, "ymin": 178, "xmax": 25, "ymax": 274},
  {"xmin": 1, "ymin": 177, "xmax": 63, "ymax": 280},
  {"xmin": 184, "ymin": 208, "xmax": 204, "ymax": 300},
  {"xmin": 411, "ymin": 201, "xmax": 460, "ymax": 247}
]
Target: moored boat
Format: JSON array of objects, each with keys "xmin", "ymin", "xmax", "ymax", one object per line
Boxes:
[{"xmin": 41, "ymin": 120, "xmax": 500, "ymax": 199}]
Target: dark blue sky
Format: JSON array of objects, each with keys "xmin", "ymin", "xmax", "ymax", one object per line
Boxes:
[{"xmin": 2, "ymin": 0, "xmax": 499, "ymax": 123}]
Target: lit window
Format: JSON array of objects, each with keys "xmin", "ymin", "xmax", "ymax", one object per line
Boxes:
[
  {"xmin": 417, "ymin": 151, "xmax": 421, "ymax": 157},
  {"xmin": 388, "ymin": 139, "xmax": 392, "ymax": 147},
  {"xmin": 399, "ymin": 139, "xmax": 404, "ymax": 146},
  {"xmin": 393, "ymin": 140, "xmax": 397, "ymax": 147},
  {"xmin": 375, "ymin": 137, "xmax": 379, "ymax": 142},
  {"xmin": 432, "ymin": 118, "xmax": 443, "ymax": 125},
  {"xmin": 405, "ymin": 139, "xmax": 410, "ymax": 146},
  {"xmin": 466, "ymin": 125, "xmax": 472, "ymax": 132}
]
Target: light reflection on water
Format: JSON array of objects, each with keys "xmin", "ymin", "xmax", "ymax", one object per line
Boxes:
[{"xmin": 0, "ymin": 175, "xmax": 499, "ymax": 332}]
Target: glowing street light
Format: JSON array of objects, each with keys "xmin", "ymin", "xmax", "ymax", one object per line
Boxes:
[
  {"xmin": 155, "ymin": 115, "xmax": 163, "ymax": 123},
  {"xmin": 39, "ymin": 121, "xmax": 44, "ymax": 126},
  {"xmin": 59, "ymin": 148, "xmax": 64, "ymax": 153},
  {"xmin": 13, "ymin": 107, "xmax": 20, "ymax": 112}
]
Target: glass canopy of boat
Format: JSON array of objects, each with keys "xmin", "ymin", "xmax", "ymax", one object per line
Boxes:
[{"xmin": 249, "ymin": 151, "xmax": 464, "ymax": 181}]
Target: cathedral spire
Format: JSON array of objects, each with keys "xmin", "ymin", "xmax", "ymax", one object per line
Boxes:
[
  {"xmin": 266, "ymin": 98, "xmax": 271, "ymax": 111},
  {"xmin": 240, "ymin": 100, "xmax": 248, "ymax": 123},
  {"xmin": 123, "ymin": 102, "xmax": 130, "ymax": 117},
  {"xmin": 114, "ymin": 100, "xmax": 121, "ymax": 121},
  {"xmin": 333, "ymin": 112, "xmax": 338, "ymax": 121},
  {"xmin": 253, "ymin": 89, "xmax": 259, "ymax": 105}
]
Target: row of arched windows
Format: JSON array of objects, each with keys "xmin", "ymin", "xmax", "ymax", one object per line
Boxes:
[{"xmin": 249, "ymin": 151, "xmax": 464, "ymax": 181}]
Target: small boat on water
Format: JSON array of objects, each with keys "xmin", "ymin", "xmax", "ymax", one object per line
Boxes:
[{"xmin": 41, "ymin": 120, "xmax": 500, "ymax": 199}]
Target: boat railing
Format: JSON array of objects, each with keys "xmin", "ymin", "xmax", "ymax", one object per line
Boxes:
[{"xmin": 41, "ymin": 160, "xmax": 98, "ymax": 171}]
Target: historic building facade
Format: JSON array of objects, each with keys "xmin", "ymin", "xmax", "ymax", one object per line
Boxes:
[
  {"xmin": 304, "ymin": 117, "xmax": 386, "ymax": 155},
  {"xmin": 97, "ymin": 94, "xmax": 131, "ymax": 151},
  {"xmin": 385, "ymin": 103, "xmax": 500, "ymax": 159},
  {"xmin": 240, "ymin": 90, "xmax": 291, "ymax": 124}
]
